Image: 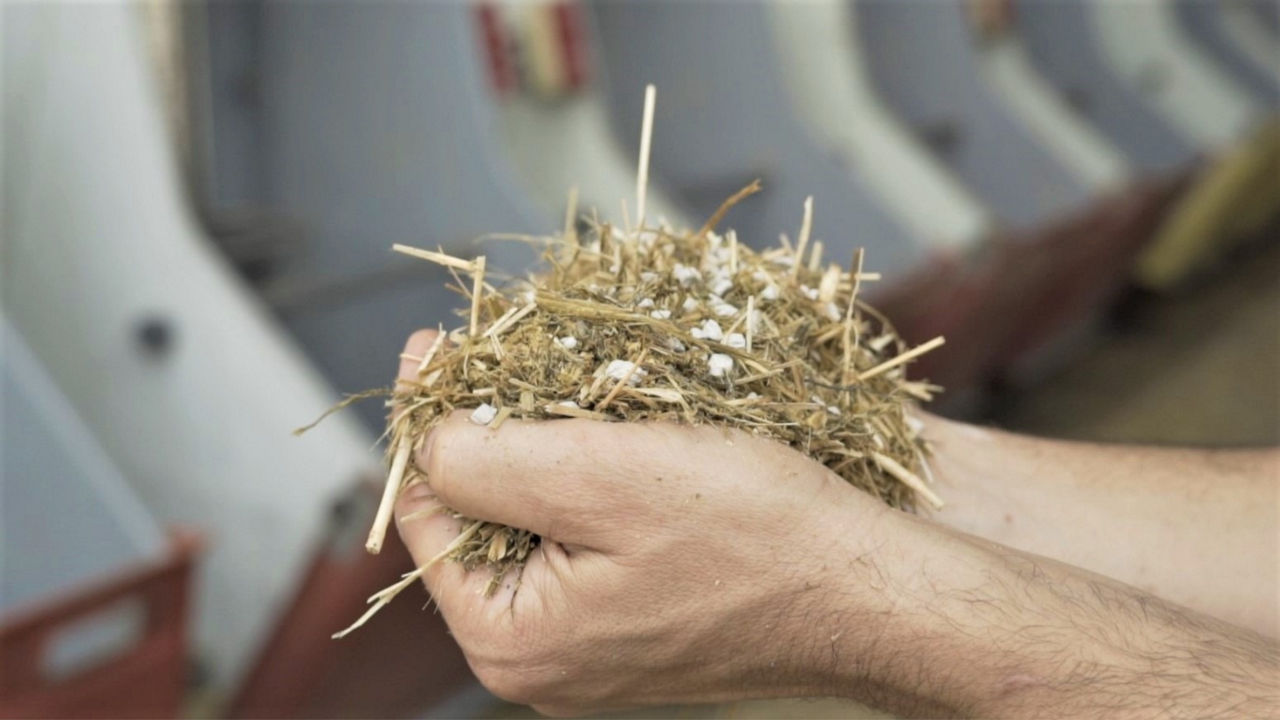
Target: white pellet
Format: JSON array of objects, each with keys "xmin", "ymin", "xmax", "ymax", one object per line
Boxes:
[
  {"xmin": 469, "ymin": 403, "xmax": 498, "ymax": 425},
  {"xmin": 698, "ymin": 319, "xmax": 723, "ymax": 342},
  {"xmin": 725, "ymin": 333, "xmax": 746, "ymax": 349},
  {"xmin": 604, "ymin": 360, "xmax": 646, "ymax": 384},
  {"xmin": 650, "ymin": 309, "xmax": 672, "ymax": 320},
  {"xmin": 708, "ymin": 353, "xmax": 734, "ymax": 378},
  {"xmin": 713, "ymin": 302, "xmax": 738, "ymax": 318},
  {"xmin": 557, "ymin": 336, "xmax": 579, "ymax": 350},
  {"xmin": 760, "ymin": 284, "xmax": 780, "ymax": 301},
  {"xmin": 673, "ymin": 263, "xmax": 701, "ymax": 285},
  {"xmin": 637, "ymin": 298, "xmax": 655, "ymax": 309}
]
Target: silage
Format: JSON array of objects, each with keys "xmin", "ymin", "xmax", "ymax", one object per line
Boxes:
[{"xmin": 318, "ymin": 88, "xmax": 944, "ymax": 638}]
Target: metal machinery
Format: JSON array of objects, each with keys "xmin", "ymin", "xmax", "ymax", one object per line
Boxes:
[
  {"xmin": 1176, "ymin": 0, "xmax": 1280, "ymax": 103},
  {"xmin": 484, "ymin": 2, "xmax": 693, "ymax": 231},
  {"xmin": 1088, "ymin": 0, "xmax": 1263, "ymax": 151},
  {"xmin": 765, "ymin": 0, "xmax": 1006, "ymax": 395},
  {"xmin": 190, "ymin": 2, "xmax": 548, "ymax": 432},
  {"xmin": 588, "ymin": 1, "xmax": 1009, "ymax": 398},
  {"xmin": 1016, "ymin": 0, "xmax": 1199, "ymax": 175},
  {"xmin": 853, "ymin": 0, "xmax": 1155, "ymax": 379},
  {"xmin": 1252, "ymin": 0, "xmax": 1280, "ymax": 34},
  {"xmin": 2, "ymin": 0, "xmax": 383, "ymax": 701},
  {"xmin": 1, "ymin": 320, "xmax": 196, "ymax": 717},
  {"xmin": 1019, "ymin": 0, "xmax": 1279, "ymax": 290},
  {"xmin": 591, "ymin": 0, "xmax": 931, "ymax": 283},
  {"xmin": 971, "ymin": 5, "xmax": 1130, "ymax": 199}
]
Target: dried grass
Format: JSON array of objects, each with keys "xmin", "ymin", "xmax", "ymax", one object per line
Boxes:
[{"xmin": 317, "ymin": 87, "xmax": 944, "ymax": 638}]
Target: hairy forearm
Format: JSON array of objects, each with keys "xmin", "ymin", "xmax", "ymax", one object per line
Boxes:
[
  {"xmin": 818, "ymin": 515, "xmax": 1280, "ymax": 718},
  {"xmin": 920, "ymin": 413, "xmax": 1280, "ymax": 636}
]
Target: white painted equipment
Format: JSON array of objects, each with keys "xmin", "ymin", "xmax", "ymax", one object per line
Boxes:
[
  {"xmin": 1016, "ymin": 0, "xmax": 1198, "ymax": 175},
  {"xmin": 1176, "ymin": 0, "xmax": 1280, "ymax": 103},
  {"xmin": 976, "ymin": 29, "xmax": 1131, "ymax": 194},
  {"xmin": 1090, "ymin": 0, "xmax": 1263, "ymax": 149},
  {"xmin": 767, "ymin": 0, "xmax": 991, "ymax": 253},
  {"xmin": 488, "ymin": 1, "xmax": 693, "ymax": 228},
  {"xmin": 3, "ymin": 2, "xmax": 377, "ymax": 690}
]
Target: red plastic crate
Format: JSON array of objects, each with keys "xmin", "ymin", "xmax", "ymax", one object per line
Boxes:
[
  {"xmin": 0, "ymin": 530, "xmax": 201, "ymax": 719},
  {"xmin": 229, "ymin": 481, "xmax": 475, "ymax": 718}
]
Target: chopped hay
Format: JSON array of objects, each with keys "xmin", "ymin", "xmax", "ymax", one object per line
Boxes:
[{"xmin": 317, "ymin": 86, "xmax": 944, "ymax": 638}]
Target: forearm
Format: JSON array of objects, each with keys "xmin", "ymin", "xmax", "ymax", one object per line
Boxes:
[
  {"xmin": 920, "ymin": 413, "xmax": 1280, "ymax": 636},
  {"xmin": 817, "ymin": 514, "xmax": 1280, "ymax": 717}
]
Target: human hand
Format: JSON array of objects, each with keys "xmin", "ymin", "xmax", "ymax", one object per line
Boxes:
[{"xmin": 392, "ymin": 329, "xmax": 895, "ymax": 715}]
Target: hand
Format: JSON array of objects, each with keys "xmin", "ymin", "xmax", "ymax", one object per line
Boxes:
[
  {"xmin": 392, "ymin": 330, "xmax": 1280, "ymax": 718},
  {"xmin": 392, "ymin": 329, "xmax": 892, "ymax": 715}
]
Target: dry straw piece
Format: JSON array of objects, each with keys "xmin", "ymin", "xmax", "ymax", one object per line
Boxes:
[{"xmin": 322, "ymin": 86, "xmax": 944, "ymax": 638}]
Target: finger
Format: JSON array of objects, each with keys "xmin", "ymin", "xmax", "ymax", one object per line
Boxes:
[
  {"xmin": 393, "ymin": 331, "xmax": 530, "ymax": 612},
  {"xmin": 393, "ymin": 477, "xmax": 504, "ymax": 605},
  {"xmin": 398, "ymin": 328, "xmax": 440, "ymax": 385},
  {"xmin": 420, "ymin": 414, "xmax": 687, "ymax": 548}
]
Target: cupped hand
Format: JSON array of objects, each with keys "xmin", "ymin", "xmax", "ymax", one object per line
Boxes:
[{"xmin": 393, "ymin": 329, "xmax": 894, "ymax": 715}]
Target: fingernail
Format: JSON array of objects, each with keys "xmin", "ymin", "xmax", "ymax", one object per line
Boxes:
[{"xmin": 403, "ymin": 480, "xmax": 434, "ymax": 504}]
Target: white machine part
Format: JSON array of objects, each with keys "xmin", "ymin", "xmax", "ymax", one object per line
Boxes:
[
  {"xmin": 1090, "ymin": 0, "xmax": 1262, "ymax": 149},
  {"xmin": 492, "ymin": 1, "xmax": 693, "ymax": 228},
  {"xmin": 2, "ymin": 317, "xmax": 170, "ymax": 679},
  {"xmin": 1, "ymin": 317, "xmax": 167, "ymax": 612},
  {"xmin": 501, "ymin": 99, "xmax": 691, "ymax": 227},
  {"xmin": 767, "ymin": 0, "xmax": 991, "ymax": 253},
  {"xmin": 3, "ymin": 2, "xmax": 377, "ymax": 690},
  {"xmin": 1014, "ymin": 0, "xmax": 1198, "ymax": 175},
  {"xmin": 1220, "ymin": 1, "xmax": 1280, "ymax": 88},
  {"xmin": 978, "ymin": 34, "xmax": 1131, "ymax": 194}
]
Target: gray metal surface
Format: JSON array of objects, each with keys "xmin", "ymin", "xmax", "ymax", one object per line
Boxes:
[
  {"xmin": 1016, "ymin": 0, "xmax": 1198, "ymax": 174},
  {"xmin": 1176, "ymin": 0, "xmax": 1280, "ymax": 104},
  {"xmin": 199, "ymin": 3, "xmax": 550, "ymax": 428},
  {"xmin": 1251, "ymin": 0, "xmax": 1279, "ymax": 34},
  {"xmin": 590, "ymin": 0, "xmax": 926, "ymax": 280},
  {"xmin": 855, "ymin": 0, "xmax": 1090, "ymax": 228},
  {"xmin": 1, "ymin": 318, "xmax": 165, "ymax": 613},
  {"xmin": 3, "ymin": 2, "xmax": 379, "ymax": 686}
]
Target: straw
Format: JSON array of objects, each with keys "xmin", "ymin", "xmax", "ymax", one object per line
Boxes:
[{"xmin": 308, "ymin": 87, "xmax": 946, "ymax": 635}]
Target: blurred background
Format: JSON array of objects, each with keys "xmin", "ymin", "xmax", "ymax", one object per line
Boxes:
[{"xmin": 1, "ymin": 0, "xmax": 1276, "ymax": 717}]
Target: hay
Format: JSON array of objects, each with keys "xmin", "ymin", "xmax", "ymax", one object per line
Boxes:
[{"xmin": 323, "ymin": 87, "xmax": 944, "ymax": 638}]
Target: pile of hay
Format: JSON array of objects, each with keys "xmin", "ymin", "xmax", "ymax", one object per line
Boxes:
[{"xmin": 324, "ymin": 88, "xmax": 943, "ymax": 638}]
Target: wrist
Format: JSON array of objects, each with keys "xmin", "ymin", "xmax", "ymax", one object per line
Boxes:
[{"xmin": 814, "ymin": 508, "xmax": 1067, "ymax": 715}]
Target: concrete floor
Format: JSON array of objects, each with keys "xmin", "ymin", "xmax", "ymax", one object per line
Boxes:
[
  {"xmin": 477, "ymin": 240, "xmax": 1279, "ymax": 720},
  {"xmin": 991, "ymin": 240, "xmax": 1279, "ymax": 446}
]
